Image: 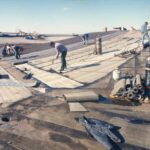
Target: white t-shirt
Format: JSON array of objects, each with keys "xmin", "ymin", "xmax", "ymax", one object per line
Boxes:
[{"xmin": 55, "ymin": 43, "xmax": 67, "ymax": 53}]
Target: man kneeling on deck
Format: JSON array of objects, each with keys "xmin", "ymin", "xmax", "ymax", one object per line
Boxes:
[{"xmin": 50, "ymin": 42, "xmax": 68, "ymax": 73}]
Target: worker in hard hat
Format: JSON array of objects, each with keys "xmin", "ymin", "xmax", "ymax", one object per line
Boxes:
[{"xmin": 141, "ymin": 22, "xmax": 150, "ymax": 47}]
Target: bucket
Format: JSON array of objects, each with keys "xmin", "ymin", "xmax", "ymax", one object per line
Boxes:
[{"xmin": 112, "ymin": 68, "xmax": 121, "ymax": 81}]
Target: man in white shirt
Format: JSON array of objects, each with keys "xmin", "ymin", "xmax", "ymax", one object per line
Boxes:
[
  {"xmin": 50, "ymin": 42, "xmax": 67, "ymax": 73},
  {"xmin": 141, "ymin": 22, "xmax": 150, "ymax": 47}
]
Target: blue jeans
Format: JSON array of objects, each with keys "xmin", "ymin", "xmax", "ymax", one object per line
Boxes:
[{"xmin": 14, "ymin": 49, "xmax": 20, "ymax": 59}]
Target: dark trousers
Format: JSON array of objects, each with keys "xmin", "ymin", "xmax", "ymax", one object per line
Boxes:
[
  {"xmin": 2, "ymin": 48, "xmax": 7, "ymax": 57},
  {"xmin": 14, "ymin": 49, "xmax": 20, "ymax": 59},
  {"xmin": 61, "ymin": 51, "xmax": 67, "ymax": 71}
]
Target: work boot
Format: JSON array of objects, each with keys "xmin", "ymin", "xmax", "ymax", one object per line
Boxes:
[{"xmin": 59, "ymin": 69, "xmax": 63, "ymax": 73}]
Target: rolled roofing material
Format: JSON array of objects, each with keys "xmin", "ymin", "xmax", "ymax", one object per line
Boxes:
[
  {"xmin": 110, "ymin": 78, "xmax": 125, "ymax": 97},
  {"xmin": 63, "ymin": 91, "xmax": 99, "ymax": 102},
  {"xmin": 13, "ymin": 61, "xmax": 28, "ymax": 65}
]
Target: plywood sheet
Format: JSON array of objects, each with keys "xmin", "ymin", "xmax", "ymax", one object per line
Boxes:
[{"xmin": 68, "ymin": 102, "xmax": 88, "ymax": 112}]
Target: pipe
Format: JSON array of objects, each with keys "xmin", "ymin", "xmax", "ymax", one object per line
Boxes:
[
  {"xmin": 133, "ymin": 87, "xmax": 139, "ymax": 94},
  {"xmin": 135, "ymin": 94, "xmax": 142, "ymax": 101},
  {"xmin": 110, "ymin": 78, "xmax": 125, "ymax": 97},
  {"xmin": 127, "ymin": 91, "xmax": 135, "ymax": 100},
  {"xmin": 139, "ymin": 89, "xmax": 145, "ymax": 95},
  {"xmin": 132, "ymin": 77, "xmax": 136, "ymax": 87},
  {"xmin": 125, "ymin": 78, "xmax": 131, "ymax": 90},
  {"xmin": 135, "ymin": 74, "xmax": 142, "ymax": 89}
]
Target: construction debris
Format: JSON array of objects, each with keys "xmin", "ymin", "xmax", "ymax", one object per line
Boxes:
[
  {"xmin": 114, "ymin": 49, "xmax": 138, "ymax": 58},
  {"xmin": 25, "ymin": 33, "xmax": 46, "ymax": 40},
  {"xmin": 75, "ymin": 116, "xmax": 122, "ymax": 150},
  {"xmin": 113, "ymin": 27, "xmax": 122, "ymax": 30}
]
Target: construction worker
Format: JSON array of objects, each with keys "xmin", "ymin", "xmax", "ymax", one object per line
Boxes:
[
  {"xmin": 2, "ymin": 44, "xmax": 7, "ymax": 57},
  {"xmin": 141, "ymin": 22, "xmax": 150, "ymax": 47},
  {"xmin": 12, "ymin": 45, "xmax": 22, "ymax": 59},
  {"xmin": 82, "ymin": 33, "xmax": 89, "ymax": 45},
  {"xmin": 2, "ymin": 44, "xmax": 12, "ymax": 57},
  {"xmin": 50, "ymin": 42, "xmax": 67, "ymax": 73}
]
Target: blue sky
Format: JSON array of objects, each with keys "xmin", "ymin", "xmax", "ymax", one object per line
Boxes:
[{"xmin": 0, "ymin": 0, "xmax": 150, "ymax": 34}]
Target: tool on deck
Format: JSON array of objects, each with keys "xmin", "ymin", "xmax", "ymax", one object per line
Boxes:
[{"xmin": 49, "ymin": 68, "xmax": 57, "ymax": 73}]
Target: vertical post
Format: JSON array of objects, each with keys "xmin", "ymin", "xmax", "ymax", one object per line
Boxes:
[
  {"xmin": 134, "ymin": 54, "xmax": 136, "ymax": 76},
  {"xmin": 96, "ymin": 37, "xmax": 102, "ymax": 55}
]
